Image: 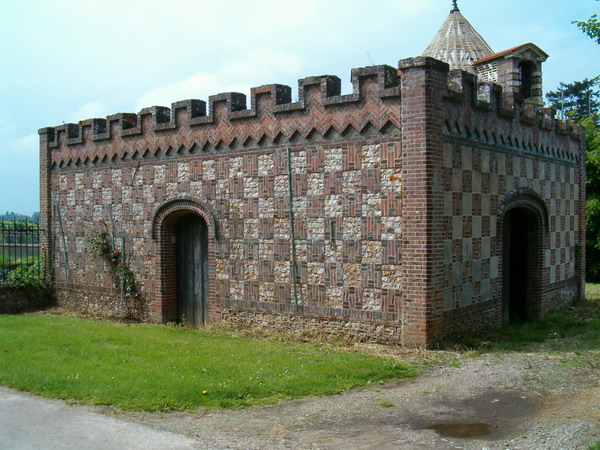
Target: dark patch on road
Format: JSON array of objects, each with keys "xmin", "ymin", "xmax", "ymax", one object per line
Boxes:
[
  {"xmin": 412, "ymin": 388, "xmax": 544, "ymax": 439},
  {"xmin": 424, "ymin": 422, "xmax": 491, "ymax": 438}
]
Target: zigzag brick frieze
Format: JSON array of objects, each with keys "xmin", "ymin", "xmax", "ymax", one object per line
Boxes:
[
  {"xmin": 441, "ymin": 69, "xmax": 583, "ymax": 163},
  {"xmin": 41, "ymin": 63, "xmax": 582, "ymax": 171},
  {"xmin": 40, "ymin": 65, "xmax": 402, "ymax": 170}
]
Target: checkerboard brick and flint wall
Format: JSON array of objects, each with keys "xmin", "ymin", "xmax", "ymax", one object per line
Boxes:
[
  {"xmin": 39, "ymin": 57, "xmax": 585, "ymax": 347},
  {"xmin": 439, "ymin": 66, "xmax": 585, "ymax": 338}
]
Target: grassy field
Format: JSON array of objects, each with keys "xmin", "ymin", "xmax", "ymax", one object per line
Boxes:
[
  {"xmin": 1, "ymin": 285, "xmax": 598, "ymax": 412},
  {"xmin": 0, "ymin": 314, "xmax": 416, "ymax": 411}
]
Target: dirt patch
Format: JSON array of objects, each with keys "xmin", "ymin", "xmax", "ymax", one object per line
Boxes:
[{"xmin": 108, "ymin": 351, "xmax": 600, "ymax": 449}]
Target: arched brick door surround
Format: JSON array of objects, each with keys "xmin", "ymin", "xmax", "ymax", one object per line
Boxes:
[
  {"xmin": 498, "ymin": 188, "xmax": 548, "ymax": 322},
  {"xmin": 151, "ymin": 197, "xmax": 218, "ymax": 324}
]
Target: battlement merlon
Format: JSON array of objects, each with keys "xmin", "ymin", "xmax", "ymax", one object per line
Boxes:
[
  {"xmin": 38, "ymin": 64, "xmax": 401, "ymax": 149},
  {"xmin": 441, "ymin": 69, "xmax": 584, "ymax": 144},
  {"xmin": 39, "ymin": 58, "xmax": 583, "ymax": 154},
  {"xmin": 399, "ymin": 56, "xmax": 583, "ymax": 143}
]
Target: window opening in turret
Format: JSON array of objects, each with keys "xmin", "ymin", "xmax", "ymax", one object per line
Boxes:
[{"xmin": 519, "ymin": 61, "xmax": 534, "ymax": 99}]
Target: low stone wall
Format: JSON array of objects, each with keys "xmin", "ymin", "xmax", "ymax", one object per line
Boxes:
[
  {"xmin": 55, "ymin": 289, "xmax": 149, "ymax": 321},
  {"xmin": 220, "ymin": 308, "xmax": 403, "ymax": 344},
  {"xmin": 441, "ymin": 299, "xmax": 500, "ymax": 340},
  {"xmin": 544, "ymin": 279, "xmax": 579, "ymax": 314},
  {"xmin": 0, "ymin": 286, "xmax": 55, "ymax": 314}
]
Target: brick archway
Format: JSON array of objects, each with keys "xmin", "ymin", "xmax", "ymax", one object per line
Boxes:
[
  {"xmin": 498, "ymin": 189, "xmax": 548, "ymax": 323},
  {"xmin": 151, "ymin": 198, "xmax": 218, "ymax": 324}
]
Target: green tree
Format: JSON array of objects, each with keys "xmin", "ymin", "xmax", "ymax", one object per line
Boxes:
[
  {"xmin": 546, "ymin": 78, "xmax": 599, "ymax": 122},
  {"xmin": 570, "ymin": 2, "xmax": 600, "ymax": 278},
  {"xmin": 583, "ymin": 117, "xmax": 600, "ymax": 280},
  {"xmin": 0, "ymin": 211, "xmax": 40, "ymax": 223},
  {"xmin": 548, "ymin": 77, "xmax": 600, "ymax": 280},
  {"xmin": 574, "ymin": 2, "xmax": 600, "ymax": 44}
]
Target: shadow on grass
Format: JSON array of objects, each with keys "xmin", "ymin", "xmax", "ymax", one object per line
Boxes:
[
  {"xmin": 443, "ymin": 287, "xmax": 600, "ymax": 369},
  {"xmin": 0, "ymin": 285, "xmax": 56, "ymax": 314}
]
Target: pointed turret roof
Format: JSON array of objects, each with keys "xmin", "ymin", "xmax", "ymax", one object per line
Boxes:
[{"xmin": 422, "ymin": 1, "xmax": 493, "ymax": 73}]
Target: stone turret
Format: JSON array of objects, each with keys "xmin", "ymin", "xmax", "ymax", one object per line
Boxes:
[{"xmin": 474, "ymin": 43, "xmax": 548, "ymax": 106}]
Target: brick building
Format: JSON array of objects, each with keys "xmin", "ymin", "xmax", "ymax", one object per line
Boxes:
[{"xmin": 39, "ymin": 2, "xmax": 585, "ymax": 347}]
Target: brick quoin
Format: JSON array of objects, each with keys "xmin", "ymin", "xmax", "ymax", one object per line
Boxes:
[{"xmin": 399, "ymin": 57, "xmax": 449, "ymax": 348}]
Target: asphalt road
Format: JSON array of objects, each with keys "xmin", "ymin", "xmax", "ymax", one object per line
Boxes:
[{"xmin": 0, "ymin": 387, "xmax": 198, "ymax": 449}]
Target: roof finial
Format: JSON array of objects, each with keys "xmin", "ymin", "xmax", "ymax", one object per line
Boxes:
[{"xmin": 451, "ymin": 0, "xmax": 459, "ymax": 12}]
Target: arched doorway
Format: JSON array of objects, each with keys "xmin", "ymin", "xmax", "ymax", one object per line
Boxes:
[
  {"xmin": 499, "ymin": 189, "xmax": 547, "ymax": 324},
  {"xmin": 502, "ymin": 208, "xmax": 538, "ymax": 322},
  {"xmin": 175, "ymin": 214, "xmax": 208, "ymax": 325},
  {"xmin": 152, "ymin": 198, "xmax": 216, "ymax": 325}
]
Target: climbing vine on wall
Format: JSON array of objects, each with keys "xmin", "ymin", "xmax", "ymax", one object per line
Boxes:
[{"xmin": 89, "ymin": 221, "xmax": 144, "ymax": 320}]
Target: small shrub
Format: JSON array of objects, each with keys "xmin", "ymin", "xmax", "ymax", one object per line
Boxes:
[
  {"xmin": 443, "ymin": 286, "xmax": 600, "ymax": 353},
  {"xmin": 5, "ymin": 262, "xmax": 51, "ymax": 293},
  {"xmin": 88, "ymin": 230, "xmax": 112, "ymax": 257}
]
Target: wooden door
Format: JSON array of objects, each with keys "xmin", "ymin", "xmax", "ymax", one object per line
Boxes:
[{"xmin": 176, "ymin": 214, "xmax": 208, "ymax": 325}]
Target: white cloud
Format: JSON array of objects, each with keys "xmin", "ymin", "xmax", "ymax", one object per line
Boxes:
[
  {"xmin": 1, "ymin": 134, "xmax": 40, "ymax": 214},
  {"xmin": 227, "ymin": 49, "xmax": 304, "ymax": 80},
  {"xmin": 68, "ymin": 102, "xmax": 109, "ymax": 122},
  {"xmin": 135, "ymin": 50, "xmax": 305, "ymax": 111},
  {"xmin": 0, "ymin": 111, "xmax": 15, "ymax": 135},
  {"xmin": 8, "ymin": 134, "xmax": 38, "ymax": 156},
  {"xmin": 136, "ymin": 73, "xmax": 251, "ymax": 111}
]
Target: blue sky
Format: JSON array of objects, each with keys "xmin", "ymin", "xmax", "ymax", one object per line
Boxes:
[{"xmin": 1, "ymin": 0, "xmax": 598, "ymax": 216}]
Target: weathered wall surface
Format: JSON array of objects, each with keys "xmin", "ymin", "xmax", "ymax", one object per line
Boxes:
[
  {"xmin": 39, "ymin": 59, "xmax": 586, "ymax": 346},
  {"xmin": 40, "ymin": 66, "xmax": 407, "ymax": 343},
  {"xmin": 439, "ymin": 70, "xmax": 585, "ymax": 335}
]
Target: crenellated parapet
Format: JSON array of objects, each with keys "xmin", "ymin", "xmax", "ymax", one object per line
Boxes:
[
  {"xmin": 441, "ymin": 68, "xmax": 583, "ymax": 163},
  {"xmin": 39, "ymin": 65, "xmax": 401, "ymax": 167},
  {"xmin": 39, "ymin": 58, "xmax": 583, "ymax": 170}
]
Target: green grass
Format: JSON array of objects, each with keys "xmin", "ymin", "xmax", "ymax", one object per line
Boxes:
[
  {"xmin": 0, "ymin": 314, "xmax": 416, "ymax": 411},
  {"xmin": 586, "ymin": 283, "xmax": 600, "ymax": 302},
  {"xmin": 447, "ymin": 284, "xmax": 600, "ymax": 366},
  {"xmin": 379, "ymin": 401, "xmax": 395, "ymax": 407}
]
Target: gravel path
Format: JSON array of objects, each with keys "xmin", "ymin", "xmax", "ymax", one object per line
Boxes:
[{"xmin": 108, "ymin": 351, "xmax": 600, "ymax": 449}]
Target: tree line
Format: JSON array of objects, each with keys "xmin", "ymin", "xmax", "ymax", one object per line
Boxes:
[
  {"xmin": 0, "ymin": 212, "xmax": 40, "ymax": 223},
  {"xmin": 548, "ymin": 2, "xmax": 600, "ymax": 280}
]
